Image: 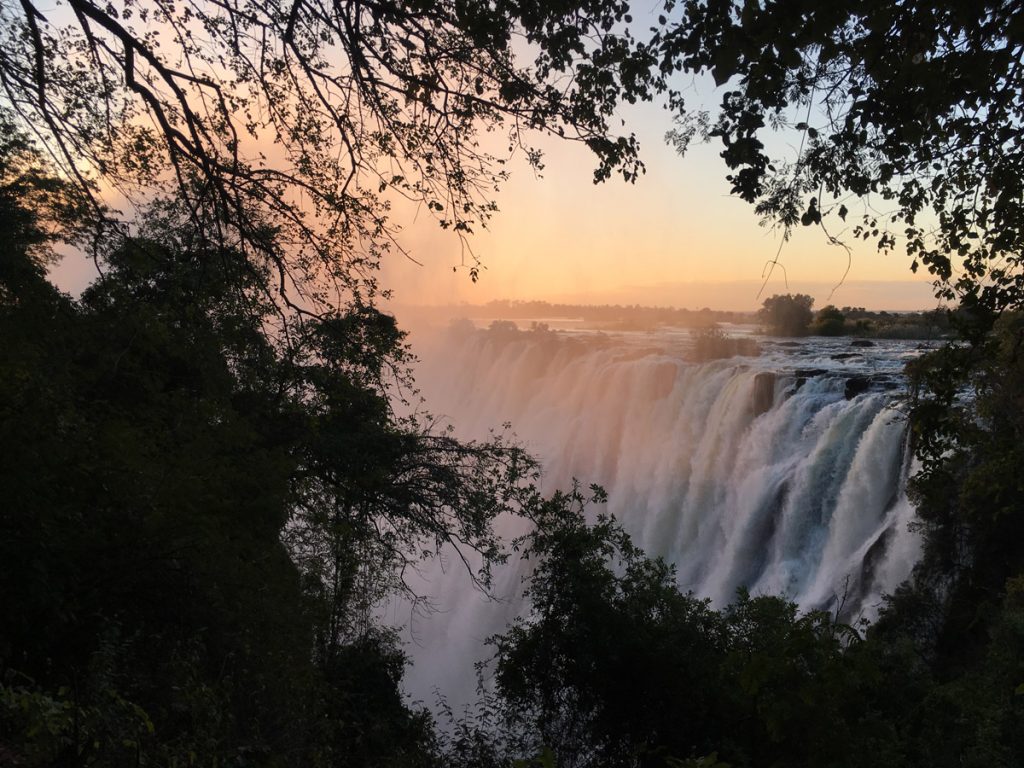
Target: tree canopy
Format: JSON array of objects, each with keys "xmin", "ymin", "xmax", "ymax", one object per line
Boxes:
[
  {"xmin": 659, "ymin": 0, "xmax": 1024, "ymax": 314},
  {"xmin": 812, "ymin": 304, "xmax": 846, "ymax": 336},
  {"xmin": 0, "ymin": 0, "xmax": 654, "ymax": 307},
  {"xmin": 0, "ymin": 140, "xmax": 540, "ymax": 765},
  {"xmin": 758, "ymin": 292, "xmax": 814, "ymax": 335},
  {"xmin": 475, "ymin": 487, "xmax": 1024, "ymax": 768},
  {"xmin": 5, "ymin": 0, "xmax": 1023, "ymax": 317}
]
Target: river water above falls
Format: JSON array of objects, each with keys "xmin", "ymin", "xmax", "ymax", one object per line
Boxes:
[{"xmin": 392, "ymin": 322, "xmax": 930, "ymax": 708}]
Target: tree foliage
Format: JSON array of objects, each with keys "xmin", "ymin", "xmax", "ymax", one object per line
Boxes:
[
  {"xmin": 812, "ymin": 304, "xmax": 846, "ymax": 336},
  {"xmin": 472, "ymin": 491, "xmax": 1024, "ymax": 768},
  {"xmin": 0, "ymin": 139, "xmax": 538, "ymax": 765},
  {"xmin": 0, "ymin": 0, "xmax": 653, "ymax": 305},
  {"xmin": 891, "ymin": 310, "xmax": 1024, "ymax": 661},
  {"xmin": 658, "ymin": 0, "xmax": 1024, "ymax": 315},
  {"xmin": 481, "ymin": 492, "xmax": 918, "ymax": 768},
  {"xmin": 5, "ymin": 0, "xmax": 1023, "ymax": 316},
  {"xmin": 758, "ymin": 292, "xmax": 814, "ymax": 335}
]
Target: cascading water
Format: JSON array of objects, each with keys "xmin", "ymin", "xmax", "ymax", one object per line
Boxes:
[{"xmin": 393, "ymin": 321, "xmax": 924, "ymax": 708}]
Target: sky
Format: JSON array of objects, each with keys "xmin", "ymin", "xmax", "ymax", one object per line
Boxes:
[
  {"xmin": 42, "ymin": 34, "xmax": 940, "ymax": 314},
  {"xmin": 381, "ymin": 97, "xmax": 939, "ymax": 313}
]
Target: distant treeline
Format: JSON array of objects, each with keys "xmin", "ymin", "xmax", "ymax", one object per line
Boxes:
[
  {"xmin": 429, "ymin": 300, "xmax": 951, "ymax": 339},
  {"xmin": 827, "ymin": 306, "xmax": 952, "ymax": 339},
  {"xmin": 435, "ymin": 299, "xmax": 752, "ymax": 328}
]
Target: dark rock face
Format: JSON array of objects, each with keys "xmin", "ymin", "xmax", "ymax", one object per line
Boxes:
[
  {"xmin": 831, "ymin": 352, "xmax": 862, "ymax": 361},
  {"xmin": 850, "ymin": 339, "xmax": 876, "ymax": 347},
  {"xmin": 753, "ymin": 372, "xmax": 776, "ymax": 416},
  {"xmin": 794, "ymin": 368, "xmax": 829, "ymax": 378},
  {"xmin": 845, "ymin": 376, "xmax": 871, "ymax": 399}
]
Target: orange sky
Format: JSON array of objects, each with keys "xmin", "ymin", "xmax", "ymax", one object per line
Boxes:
[{"xmin": 381, "ymin": 99, "xmax": 939, "ymax": 312}]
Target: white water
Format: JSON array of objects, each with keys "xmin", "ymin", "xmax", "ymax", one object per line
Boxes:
[{"xmin": 394, "ymin": 323, "xmax": 924, "ymax": 707}]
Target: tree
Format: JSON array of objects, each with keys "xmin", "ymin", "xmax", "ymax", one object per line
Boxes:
[
  {"xmin": 812, "ymin": 304, "xmax": 846, "ymax": 336},
  {"xmin": 0, "ymin": 0, "xmax": 653, "ymax": 308},
  {"xmin": 884, "ymin": 311, "xmax": 1024, "ymax": 657},
  {"xmin": 9, "ymin": 0, "xmax": 1021, "ymax": 317},
  {"xmin": 486, "ymin": 489, "xmax": 901, "ymax": 768},
  {"xmin": 491, "ymin": 488, "xmax": 729, "ymax": 768},
  {"xmin": 0, "ymin": 138, "xmax": 540, "ymax": 764},
  {"xmin": 758, "ymin": 292, "xmax": 814, "ymax": 336},
  {"xmin": 1, "ymin": 176, "xmax": 311, "ymax": 764},
  {"xmin": 658, "ymin": 1, "xmax": 1024, "ymax": 317}
]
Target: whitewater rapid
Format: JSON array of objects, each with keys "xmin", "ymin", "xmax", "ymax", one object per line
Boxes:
[{"xmin": 393, "ymin": 322, "xmax": 924, "ymax": 707}]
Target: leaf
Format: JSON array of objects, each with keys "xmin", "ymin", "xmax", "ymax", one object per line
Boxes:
[
  {"xmin": 711, "ymin": 50, "xmax": 737, "ymax": 86},
  {"xmin": 838, "ymin": 204, "xmax": 848, "ymax": 221}
]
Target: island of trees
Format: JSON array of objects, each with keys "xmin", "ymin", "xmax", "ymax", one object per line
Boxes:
[
  {"xmin": 2, "ymin": 0, "xmax": 1023, "ymax": 766},
  {"xmin": 757, "ymin": 294, "xmax": 951, "ymax": 339}
]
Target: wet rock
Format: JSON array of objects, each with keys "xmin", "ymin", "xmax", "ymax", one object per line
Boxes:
[
  {"xmin": 856, "ymin": 525, "xmax": 896, "ymax": 613},
  {"xmin": 776, "ymin": 341, "xmax": 802, "ymax": 347},
  {"xmin": 831, "ymin": 352, "xmax": 862, "ymax": 361},
  {"xmin": 794, "ymin": 368, "xmax": 829, "ymax": 378},
  {"xmin": 752, "ymin": 372, "xmax": 776, "ymax": 416},
  {"xmin": 850, "ymin": 339, "xmax": 876, "ymax": 347},
  {"xmin": 845, "ymin": 376, "xmax": 871, "ymax": 399}
]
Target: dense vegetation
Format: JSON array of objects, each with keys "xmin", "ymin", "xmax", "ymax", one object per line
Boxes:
[
  {"xmin": 755, "ymin": 294, "xmax": 951, "ymax": 339},
  {"xmin": 3, "ymin": 0, "xmax": 1024, "ymax": 765},
  {"xmin": 758, "ymin": 293, "xmax": 816, "ymax": 336},
  {"xmin": 0, "ymin": 137, "xmax": 539, "ymax": 765},
  {"xmin": 482, "ymin": 487, "xmax": 1024, "ymax": 768},
  {"xmin": 809, "ymin": 305, "xmax": 953, "ymax": 339}
]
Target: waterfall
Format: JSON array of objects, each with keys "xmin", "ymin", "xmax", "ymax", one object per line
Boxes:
[{"xmin": 394, "ymin": 322, "xmax": 922, "ymax": 707}]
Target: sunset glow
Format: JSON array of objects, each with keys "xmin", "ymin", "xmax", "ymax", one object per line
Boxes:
[{"xmin": 383, "ymin": 101, "xmax": 939, "ymax": 312}]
